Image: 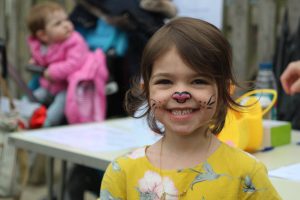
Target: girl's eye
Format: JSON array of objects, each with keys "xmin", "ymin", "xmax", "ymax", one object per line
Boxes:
[
  {"xmin": 54, "ymin": 21, "xmax": 62, "ymax": 26},
  {"xmin": 154, "ymin": 79, "xmax": 172, "ymax": 85},
  {"xmin": 192, "ymin": 79, "xmax": 208, "ymax": 85}
]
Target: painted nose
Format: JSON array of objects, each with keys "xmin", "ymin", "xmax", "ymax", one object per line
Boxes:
[{"xmin": 172, "ymin": 91, "xmax": 191, "ymax": 103}]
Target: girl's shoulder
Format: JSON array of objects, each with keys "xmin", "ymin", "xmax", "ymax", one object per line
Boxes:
[
  {"xmin": 109, "ymin": 146, "xmax": 148, "ymax": 171},
  {"xmin": 213, "ymin": 142, "xmax": 265, "ymax": 174},
  {"xmin": 221, "ymin": 142, "xmax": 259, "ymax": 163}
]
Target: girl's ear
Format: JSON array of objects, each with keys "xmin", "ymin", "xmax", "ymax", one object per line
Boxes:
[{"xmin": 36, "ymin": 30, "xmax": 48, "ymax": 44}]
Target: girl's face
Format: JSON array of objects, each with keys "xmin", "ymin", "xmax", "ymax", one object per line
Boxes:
[
  {"xmin": 149, "ymin": 47, "xmax": 218, "ymax": 136},
  {"xmin": 41, "ymin": 10, "xmax": 74, "ymax": 44}
]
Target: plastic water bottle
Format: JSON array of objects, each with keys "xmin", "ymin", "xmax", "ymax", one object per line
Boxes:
[{"xmin": 255, "ymin": 62, "xmax": 277, "ymax": 119}]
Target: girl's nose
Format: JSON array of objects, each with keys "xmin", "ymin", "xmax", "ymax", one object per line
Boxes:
[
  {"xmin": 172, "ymin": 91, "xmax": 192, "ymax": 103},
  {"xmin": 64, "ymin": 21, "xmax": 73, "ymax": 30}
]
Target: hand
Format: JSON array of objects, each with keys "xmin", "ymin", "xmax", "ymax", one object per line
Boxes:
[
  {"xmin": 43, "ymin": 69, "xmax": 52, "ymax": 81},
  {"xmin": 280, "ymin": 60, "xmax": 300, "ymax": 95},
  {"xmin": 28, "ymin": 58, "xmax": 35, "ymax": 64}
]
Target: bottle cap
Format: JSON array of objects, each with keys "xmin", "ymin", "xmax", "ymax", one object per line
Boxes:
[{"xmin": 259, "ymin": 62, "xmax": 273, "ymax": 70}]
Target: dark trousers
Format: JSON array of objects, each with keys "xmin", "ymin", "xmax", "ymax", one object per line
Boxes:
[{"xmin": 65, "ymin": 165, "xmax": 104, "ymax": 200}]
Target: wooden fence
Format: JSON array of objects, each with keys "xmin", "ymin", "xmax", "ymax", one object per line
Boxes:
[
  {"xmin": 0, "ymin": 0, "xmax": 299, "ymax": 97},
  {"xmin": 224, "ymin": 0, "xmax": 299, "ymax": 84}
]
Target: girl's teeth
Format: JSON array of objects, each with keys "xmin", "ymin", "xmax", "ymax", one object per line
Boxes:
[{"xmin": 172, "ymin": 109, "xmax": 193, "ymax": 115}]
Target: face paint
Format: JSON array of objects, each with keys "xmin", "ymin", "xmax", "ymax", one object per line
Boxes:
[
  {"xmin": 150, "ymin": 99, "xmax": 167, "ymax": 111},
  {"xmin": 198, "ymin": 94, "xmax": 216, "ymax": 109},
  {"xmin": 172, "ymin": 91, "xmax": 192, "ymax": 103}
]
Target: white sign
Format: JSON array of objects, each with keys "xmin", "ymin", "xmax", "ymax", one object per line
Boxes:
[{"xmin": 173, "ymin": 0, "xmax": 224, "ymax": 29}]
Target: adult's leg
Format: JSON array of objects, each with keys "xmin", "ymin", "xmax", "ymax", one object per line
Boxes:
[{"xmin": 65, "ymin": 165, "xmax": 103, "ymax": 200}]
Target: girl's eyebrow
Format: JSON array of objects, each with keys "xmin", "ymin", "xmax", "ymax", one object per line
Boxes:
[
  {"xmin": 151, "ymin": 73, "xmax": 172, "ymax": 79},
  {"xmin": 151, "ymin": 72, "xmax": 208, "ymax": 80}
]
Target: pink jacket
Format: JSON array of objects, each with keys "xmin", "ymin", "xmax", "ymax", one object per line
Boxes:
[
  {"xmin": 66, "ymin": 49, "xmax": 108, "ymax": 124},
  {"xmin": 28, "ymin": 31, "xmax": 108, "ymax": 124},
  {"xmin": 28, "ymin": 31, "xmax": 90, "ymax": 95}
]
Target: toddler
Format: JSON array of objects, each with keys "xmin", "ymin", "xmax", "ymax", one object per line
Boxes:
[{"xmin": 27, "ymin": 1, "xmax": 108, "ymax": 126}]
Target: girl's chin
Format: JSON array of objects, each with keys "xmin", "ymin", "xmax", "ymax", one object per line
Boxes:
[
  {"xmin": 166, "ymin": 125, "xmax": 196, "ymax": 135},
  {"xmin": 163, "ymin": 122, "xmax": 210, "ymax": 136}
]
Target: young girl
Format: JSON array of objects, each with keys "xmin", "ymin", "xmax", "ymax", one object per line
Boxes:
[
  {"xmin": 99, "ymin": 17, "xmax": 281, "ymax": 199},
  {"xmin": 26, "ymin": 1, "xmax": 108, "ymax": 126}
]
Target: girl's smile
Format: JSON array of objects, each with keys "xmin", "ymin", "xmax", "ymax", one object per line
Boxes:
[{"xmin": 167, "ymin": 107, "xmax": 199, "ymax": 121}]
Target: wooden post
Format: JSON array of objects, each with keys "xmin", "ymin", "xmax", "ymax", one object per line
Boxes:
[
  {"xmin": 5, "ymin": 0, "xmax": 19, "ymax": 96},
  {"xmin": 225, "ymin": 0, "xmax": 250, "ymax": 83},
  {"xmin": 0, "ymin": 0, "xmax": 6, "ymax": 39},
  {"xmin": 18, "ymin": 0, "xmax": 33, "ymax": 83},
  {"xmin": 287, "ymin": 0, "xmax": 300, "ymax": 33},
  {"xmin": 256, "ymin": 0, "xmax": 276, "ymax": 63}
]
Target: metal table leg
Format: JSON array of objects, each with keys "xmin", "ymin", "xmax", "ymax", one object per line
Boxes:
[
  {"xmin": 46, "ymin": 157, "xmax": 54, "ymax": 200},
  {"xmin": 58, "ymin": 160, "xmax": 67, "ymax": 200}
]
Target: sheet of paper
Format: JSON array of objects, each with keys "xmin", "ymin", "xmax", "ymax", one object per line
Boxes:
[
  {"xmin": 30, "ymin": 119, "xmax": 161, "ymax": 152},
  {"xmin": 0, "ymin": 97, "xmax": 40, "ymax": 118},
  {"xmin": 173, "ymin": 0, "xmax": 224, "ymax": 29},
  {"xmin": 269, "ymin": 163, "xmax": 300, "ymax": 182}
]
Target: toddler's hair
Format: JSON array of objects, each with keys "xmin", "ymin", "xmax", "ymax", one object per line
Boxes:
[
  {"xmin": 26, "ymin": 1, "xmax": 65, "ymax": 37},
  {"xmin": 125, "ymin": 17, "xmax": 241, "ymax": 135}
]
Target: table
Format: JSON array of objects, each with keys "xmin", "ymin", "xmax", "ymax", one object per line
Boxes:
[
  {"xmin": 254, "ymin": 131, "xmax": 300, "ymax": 199},
  {"xmin": 8, "ymin": 118, "xmax": 160, "ymax": 200},
  {"xmin": 8, "ymin": 118, "xmax": 300, "ymax": 199}
]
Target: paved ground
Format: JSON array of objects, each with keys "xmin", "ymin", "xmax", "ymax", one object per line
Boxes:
[
  {"xmin": 0, "ymin": 159, "xmax": 98, "ymax": 200},
  {"xmin": 0, "ymin": 184, "xmax": 97, "ymax": 200}
]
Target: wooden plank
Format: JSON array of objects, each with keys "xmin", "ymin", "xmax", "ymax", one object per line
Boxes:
[
  {"xmin": 17, "ymin": 0, "xmax": 33, "ymax": 85},
  {"xmin": 0, "ymin": 0, "xmax": 5, "ymax": 39},
  {"xmin": 287, "ymin": 0, "xmax": 300, "ymax": 33},
  {"xmin": 256, "ymin": 0, "xmax": 276, "ymax": 63},
  {"xmin": 6, "ymin": 0, "xmax": 18, "ymax": 96},
  {"xmin": 229, "ymin": 0, "xmax": 250, "ymax": 83}
]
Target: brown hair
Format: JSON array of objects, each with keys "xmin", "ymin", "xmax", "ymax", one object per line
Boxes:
[
  {"xmin": 26, "ymin": 1, "xmax": 64, "ymax": 37},
  {"xmin": 125, "ymin": 17, "xmax": 241, "ymax": 135}
]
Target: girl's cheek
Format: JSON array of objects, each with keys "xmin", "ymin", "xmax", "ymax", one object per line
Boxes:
[
  {"xmin": 195, "ymin": 94, "xmax": 217, "ymax": 109},
  {"xmin": 149, "ymin": 98, "xmax": 165, "ymax": 110},
  {"xmin": 149, "ymin": 92, "xmax": 170, "ymax": 106}
]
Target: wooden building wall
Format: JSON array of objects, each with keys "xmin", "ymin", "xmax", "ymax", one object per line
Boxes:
[{"xmin": 0, "ymin": 0, "xmax": 299, "ymax": 97}]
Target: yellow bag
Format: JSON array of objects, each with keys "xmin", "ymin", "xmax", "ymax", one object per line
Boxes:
[{"xmin": 218, "ymin": 89, "xmax": 277, "ymax": 152}]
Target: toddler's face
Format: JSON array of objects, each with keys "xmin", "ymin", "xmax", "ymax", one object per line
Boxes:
[
  {"xmin": 148, "ymin": 47, "xmax": 218, "ymax": 136},
  {"xmin": 43, "ymin": 10, "xmax": 74, "ymax": 44}
]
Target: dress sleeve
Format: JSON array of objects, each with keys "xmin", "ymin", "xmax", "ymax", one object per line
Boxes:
[
  {"xmin": 239, "ymin": 161, "xmax": 282, "ymax": 200},
  {"xmin": 99, "ymin": 159, "xmax": 126, "ymax": 200}
]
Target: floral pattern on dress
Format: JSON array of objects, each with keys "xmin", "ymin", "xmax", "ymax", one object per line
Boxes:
[
  {"xmin": 102, "ymin": 152, "xmax": 273, "ymax": 199},
  {"xmin": 127, "ymin": 147, "xmax": 146, "ymax": 159},
  {"xmin": 100, "ymin": 189, "xmax": 122, "ymax": 200},
  {"xmin": 243, "ymin": 175, "xmax": 256, "ymax": 192},
  {"xmin": 137, "ymin": 170, "xmax": 178, "ymax": 200},
  {"xmin": 111, "ymin": 160, "xmax": 121, "ymax": 171},
  {"xmin": 185, "ymin": 162, "xmax": 225, "ymax": 189}
]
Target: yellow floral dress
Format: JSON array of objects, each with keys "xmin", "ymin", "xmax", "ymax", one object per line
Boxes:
[{"xmin": 99, "ymin": 142, "xmax": 281, "ymax": 200}]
